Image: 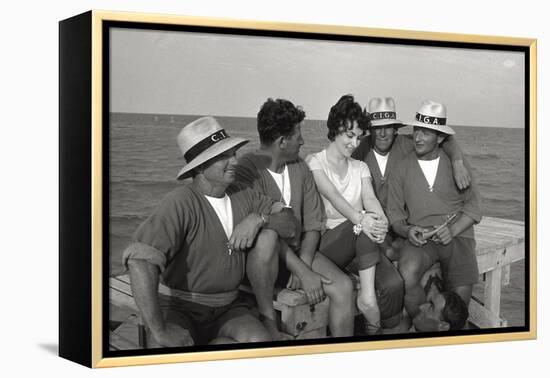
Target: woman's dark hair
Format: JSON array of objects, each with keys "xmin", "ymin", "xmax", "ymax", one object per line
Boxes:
[
  {"xmin": 441, "ymin": 291, "xmax": 469, "ymax": 330},
  {"xmin": 326, "ymin": 95, "xmax": 369, "ymax": 141},
  {"xmin": 257, "ymin": 98, "xmax": 306, "ymax": 145}
]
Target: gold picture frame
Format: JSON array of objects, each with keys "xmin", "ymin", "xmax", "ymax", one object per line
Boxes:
[{"xmin": 59, "ymin": 10, "xmax": 537, "ymax": 368}]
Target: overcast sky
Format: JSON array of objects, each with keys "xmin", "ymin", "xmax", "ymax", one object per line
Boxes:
[{"xmin": 110, "ymin": 28, "xmax": 525, "ymax": 128}]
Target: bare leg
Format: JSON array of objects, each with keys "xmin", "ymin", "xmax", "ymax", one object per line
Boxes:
[
  {"xmin": 356, "ymin": 266, "xmax": 381, "ymax": 335},
  {"xmin": 398, "ymin": 244, "xmax": 433, "ymax": 318},
  {"xmin": 246, "ymin": 229, "xmax": 281, "ymax": 340},
  {"xmin": 311, "ymin": 253, "xmax": 354, "ymax": 337}
]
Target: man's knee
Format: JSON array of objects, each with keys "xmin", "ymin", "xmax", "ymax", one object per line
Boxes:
[
  {"xmin": 453, "ymin": 285, "xmax": 473, "ymax": 304},
  {"xmin": 239, "ymin": 327, "xmax": 272, "ymax": 343},
  {"xmin": 398, "ymin": 253, "xmax": 424, "ymax": 287},
  {"xmin": 248, "ymin": 229, "xmax": 278, "ymax": 263},
  {"xmin": 326, "ymin": 271, "xmax": 354, "ymax": 300}
]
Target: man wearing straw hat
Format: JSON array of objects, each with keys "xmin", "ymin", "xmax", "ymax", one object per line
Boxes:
[
  {"xmin": 352, "ymin": 97, "xmax": 471, "ymax": 261},
  {"xmin": 122, "ymin": 116, "xmax": 298, "ymax": 347},
  {"xmin": 234, "ymin": 98, "xmax": 355, "ymax": 340},
  {"xmin": 386, "ymin": 101, "xmax": 482, "ymax": 326}
]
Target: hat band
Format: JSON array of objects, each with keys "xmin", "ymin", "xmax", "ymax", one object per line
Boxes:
[
  {"xmin": 184, "ymin": 129, "xmax": 229, "ymax": 162},
  {"xmin": 415, "ymin": 113, "xmax": 446, "ymax": 125},
  {"xmin": 370, "ymin": 111, "xmax": 396, "ymax": 121}
]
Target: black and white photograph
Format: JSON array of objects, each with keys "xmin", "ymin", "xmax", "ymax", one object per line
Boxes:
[
  {"xmin": 6, "ymin": 0, "xmax": 548, "ymax": 375},
  {"xmin": 105, "ymin": 19, "xmax": 531, "ymax": 358},
  {"xmin": 4, "ymin": 0, "xmax": 550, "ymax": 376}
]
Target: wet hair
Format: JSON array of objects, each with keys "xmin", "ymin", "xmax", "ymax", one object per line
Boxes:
[
  {"xmin": 257, "ymin": 98, "xmax": 306, "ymax": 146},
  {"xmin": 326, "ymin": 95, "xmax": 369, "ymax": 141},
  {"xmin": 441, "ymin": 291, "xmax": 469, "ymax": 330}
]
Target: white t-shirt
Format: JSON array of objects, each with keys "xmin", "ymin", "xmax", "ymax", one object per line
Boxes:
[
  {"xmin": 373, "ymin": 149, "xmax": 390, "ymax": 176},
  {"xmin": 306, "ymin": 149, "xmax": 371, "ymax": 229},
  {"xmin": 418, "ymin": 157, "xmax": 440, "ymax": 192},
  {"xmin": 204, "ymin": 194, "xmax": 233, "ymax": 239},
  {"xmin": 267, "ymin": 165, "xmax": 291, "ymax": 207}
]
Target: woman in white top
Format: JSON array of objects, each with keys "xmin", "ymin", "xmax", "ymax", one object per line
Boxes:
[{"xmin": 306, "ymin": 95, "xmax": 405, "ymax": 334}]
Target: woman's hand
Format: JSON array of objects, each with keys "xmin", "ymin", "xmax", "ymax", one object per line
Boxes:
[{"xmin": 361, "ymin": 213, "xmax": 388, "ymax": 243}]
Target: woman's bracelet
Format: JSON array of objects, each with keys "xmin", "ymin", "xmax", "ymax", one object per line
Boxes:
[{"xmin": 352, "ymin": 210, "xmax": 367, "ymax": 235}]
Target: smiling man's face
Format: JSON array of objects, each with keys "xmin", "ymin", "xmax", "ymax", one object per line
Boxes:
[{"xmin": 372, "ymin": 125, "xmax": 398, "ymax": 155}]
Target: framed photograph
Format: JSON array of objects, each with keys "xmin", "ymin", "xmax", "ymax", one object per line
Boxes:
[{"xmin": 59, "ymin": 10, "xmax": 537, "ymax": 368}]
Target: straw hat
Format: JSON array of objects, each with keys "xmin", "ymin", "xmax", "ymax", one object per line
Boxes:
[
  {"xmin": 176, "ymin": 116, "xmax": 248, "ymax": 180},
  {"xmin": 367, "ymin": 97, "xmax": 404, "ymax": 127},
  {"xmin": 408, "ymin": 100, "xmax": 455, "ymax": 135}
]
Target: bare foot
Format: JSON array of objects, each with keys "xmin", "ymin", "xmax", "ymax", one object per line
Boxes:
[{"xmin": 260, "ymin": 314, "xmax": 283, "ymax": 341}]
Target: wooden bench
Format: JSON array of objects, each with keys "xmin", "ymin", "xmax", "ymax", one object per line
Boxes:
[
  {"xmin": 109, "ymin": 275, "xmax": 147, "ymax": 350},
  {"xmin": 108, "ymin": 216, "xmax": 525, "ymax": 348},
  {"xmin": 109, "ymin": 274, "xmax": 332, "ymax": 349}
]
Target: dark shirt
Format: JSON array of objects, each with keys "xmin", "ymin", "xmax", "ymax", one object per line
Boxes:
[
  {"xmin": 386, "ymin": 152, "xmax": 482, "ymax": 239},
  {"xmin": 352, "ymin": 134, "xmax": 413, "ymax": 211},
  {"xmin": 127, "ymin": 184, "xmax": 273, "ymax": 293}
]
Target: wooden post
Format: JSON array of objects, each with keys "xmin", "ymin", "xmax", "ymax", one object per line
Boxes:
[
  {"xmin": 484, "ymin": 258, "xmax": 503, "ymax": 327},
  {"xmin": 502, "ymin": 265, "xmax": 511, "ymax": 286}
]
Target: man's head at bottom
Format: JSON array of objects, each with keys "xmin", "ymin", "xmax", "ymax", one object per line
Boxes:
[{"xmin": 413, "ymin": 276, "xmax": 469, "ymax": 332}]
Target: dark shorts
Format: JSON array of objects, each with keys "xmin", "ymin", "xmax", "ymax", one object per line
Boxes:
[
  {"xmin": 156, "ymin": 293, "xmax": 256, "ymax": 345},
  {"xmin": 378, "ymin": 231, "xmax": 406, "ymax": 262},
  {"xmin": 319, "ymin": 220, "xmax": 380, "ymax": 270},
  {"xmin": 402, "ymin": 237, "xmax": 479, "ymax": 289},
  {"xmin": 319, "ymin": 221, "xmax": 404, "ymax": 328}
]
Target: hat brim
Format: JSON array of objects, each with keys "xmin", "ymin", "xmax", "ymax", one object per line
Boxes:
[
  {"xmin": 370, "ymin": 118, "xmax": 405, "ymax": 128},
  {"xmin": 176, "ymin": 137, "xmax": 249, "ymax": 180},
  {"xmin": 407, "ymin": 121, "xmax": 455, "ymax": 135}
]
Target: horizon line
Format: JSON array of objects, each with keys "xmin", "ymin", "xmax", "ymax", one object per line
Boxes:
[{"xmin": 110, "ymin": 111, "xmax": 526, "ymax": 129}]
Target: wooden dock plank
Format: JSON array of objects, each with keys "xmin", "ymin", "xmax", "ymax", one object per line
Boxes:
[
  {"xmin": 469, "ymin": 298, "xmax": 507, "ymax": 328},
  {"xmin": 109, "ymin": 331, "xmax": 139, "ymax": 350},
  {"xmin": 476, "ymin": 243, "xmax": 525, "ymax": 274},
  {"xmin": 474, "ymin": 216, "xmax": 525, "ymax": 255}
]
